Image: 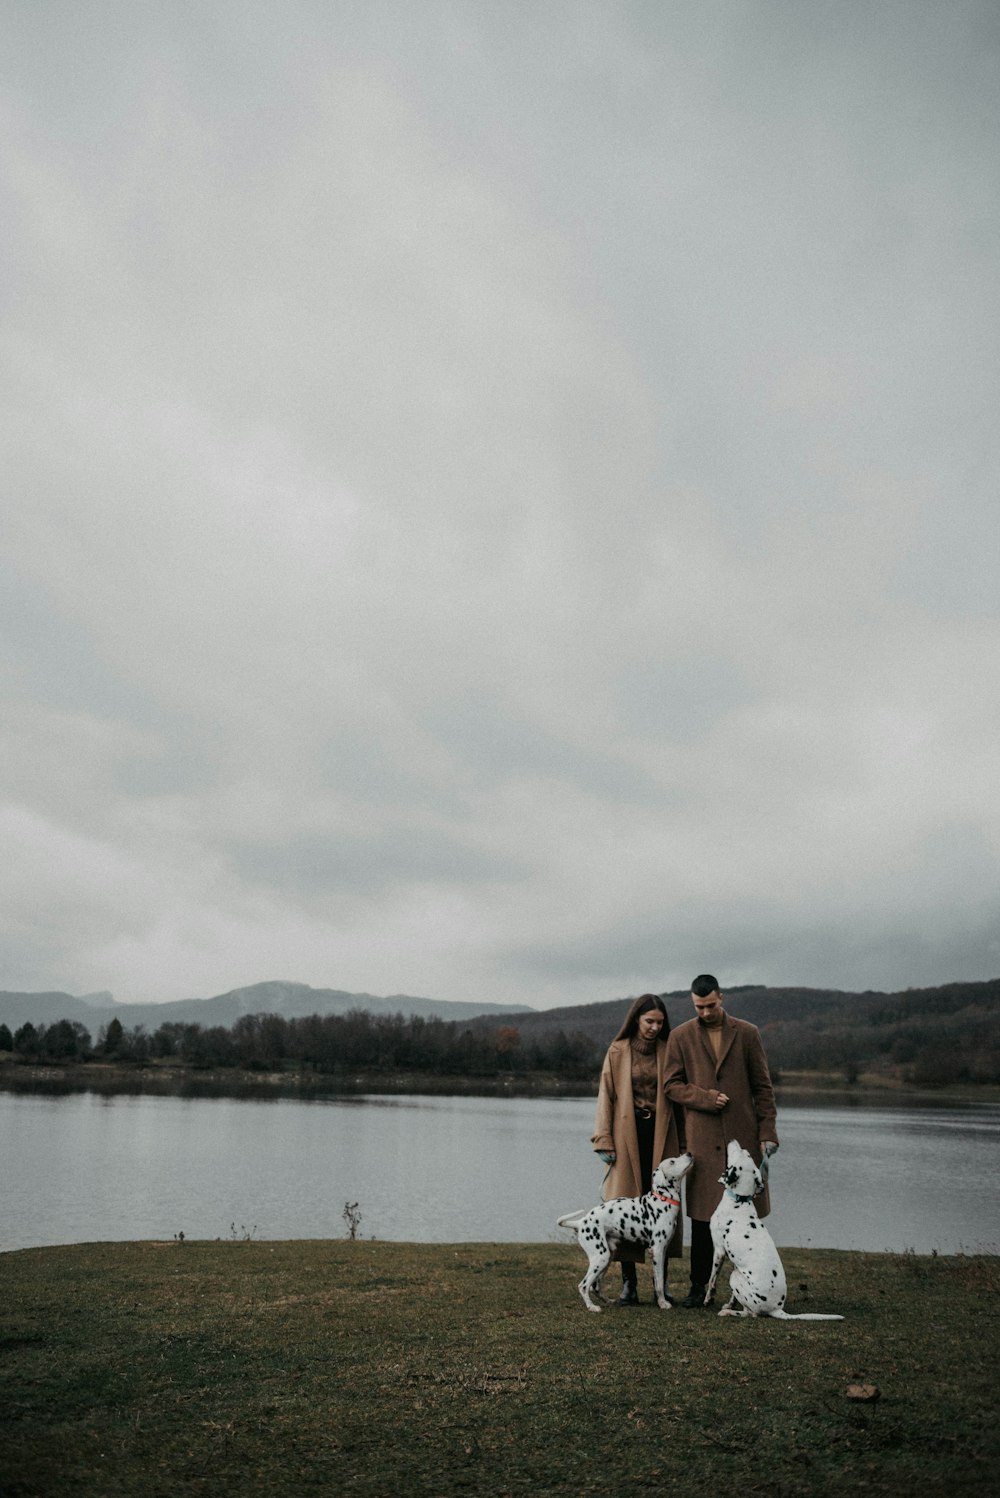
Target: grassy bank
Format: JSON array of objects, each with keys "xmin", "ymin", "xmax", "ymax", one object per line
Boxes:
[
  {"xmin": 2, "ymin": 1056, "xmax": 998, "ymax": 1104},
  {"xmin": 0, "ymin": 1058, "xmax": 593, "ymax": 1099},
  {"xmin": 3, "ymin": 1240, "xmax": 997, "ymax": 1497}
]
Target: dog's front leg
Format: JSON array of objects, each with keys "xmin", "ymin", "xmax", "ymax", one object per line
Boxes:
[
  {"xmin": 704, "ymin": 1224, "xmax": 725, "ymax": 1306},
  {"xmin": 651, "ymin": 1235, "xmax": 673, "ymax": 1310}
]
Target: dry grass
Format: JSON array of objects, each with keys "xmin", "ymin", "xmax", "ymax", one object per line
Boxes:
[{"xmin": 3, "ymin": 1239, "xmax": 997, "ymax": 1496}]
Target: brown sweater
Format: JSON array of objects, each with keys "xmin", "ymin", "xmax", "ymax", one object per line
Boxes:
[{"xmin": 630, "ymin": 1036, "xmax": 659, "ymax": 1111}]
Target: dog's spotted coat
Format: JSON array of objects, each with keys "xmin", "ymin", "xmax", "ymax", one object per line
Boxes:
[
  {"xmin": 705, "ymin": 1140, "xmax": 844, "ymax": 1320},
  {"xmin": 557, "ymin": 1152, "xmax": 693, "ymax": 1312}
]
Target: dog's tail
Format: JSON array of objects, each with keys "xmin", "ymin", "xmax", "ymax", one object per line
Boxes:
[
  {"xmin": 770, "ymin": 1310, "xmax": 845, "ymax": 1321},
  {"xmin": 556, "ymin": 1209, "xmax": 590, "ymax": 1231}
]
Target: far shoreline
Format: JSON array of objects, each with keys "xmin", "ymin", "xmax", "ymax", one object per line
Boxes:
[{"xmin": 2, "ymin": 1058, "xmax": 998, "ymax": 1107}]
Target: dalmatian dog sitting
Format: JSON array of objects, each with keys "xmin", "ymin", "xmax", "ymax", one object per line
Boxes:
[
  {"xmin": 557, "ymin": 1152, "xmax": 693, "ymax": 1312},
  {"xmin": 705, "ymin": 1140, "xmax": 844, "ymax": 1320}
]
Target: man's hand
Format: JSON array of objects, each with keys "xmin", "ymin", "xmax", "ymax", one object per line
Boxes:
[
  {"xmin": 713, "ymin": 1091, "xmax": 729, "ymax": 1109},
  {"xmin": 597, "ymin": 1151, "xmax": 616, "ymax": 1165},
  {"xmin": 761, "ymin": 1140, "xmax": 778, "ymax": 1156}
]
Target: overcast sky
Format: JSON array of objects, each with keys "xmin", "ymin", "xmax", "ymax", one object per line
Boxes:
[{"xmin": 3, "ymin": 1, "xmax": 998, "ymax": 1011}]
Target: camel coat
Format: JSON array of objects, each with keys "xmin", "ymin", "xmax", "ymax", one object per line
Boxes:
[
  {"xmin": 662, "ymin": 1015, "xmax": 778, "ymax": 1221},
  {"xmin": 591, "ymin": 1037, "xmax": 687, "ymax": 1259}
]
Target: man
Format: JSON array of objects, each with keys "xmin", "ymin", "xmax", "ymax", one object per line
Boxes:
[{"xmin": 663, "ymin": 974, "xmax": 778, "ymax": 1308}]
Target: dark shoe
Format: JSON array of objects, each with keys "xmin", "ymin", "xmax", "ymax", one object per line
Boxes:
[
  {"xmin": 617, "ymin": 1281, "xmax": 639, "ymax": 1305},
  {"xmin": 680, "ymin": 1283, "xmax": 707, "ymax": 1308}
]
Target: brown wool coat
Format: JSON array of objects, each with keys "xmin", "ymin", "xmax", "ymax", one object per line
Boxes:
[
  {"xmin": 591, "ymin": 1037, "xmax": 687, "ymax": 1259},
  {"xmin": 662, "ymin": 1015, "xmax": 778, "ymax": 1221}
]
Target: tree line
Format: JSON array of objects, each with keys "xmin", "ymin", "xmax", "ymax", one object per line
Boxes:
[
  {"xmin": 464, "ymin": 978, "xmax": 1000, "ymax": 1087},
  {"xmin": 0, "ymin": 1011, "xmax": 599, "ymax": 1079},
  {"xmin": 3, "ymin": 979, "xmax": 998, "ymax": 1086}
]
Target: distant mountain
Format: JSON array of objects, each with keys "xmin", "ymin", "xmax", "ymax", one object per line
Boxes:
[
  {"xmin": 5, "ymin": 978, "xmax": 998, "ymax": 1087},
  {"xmin": 464, "ymin": 983, "xmax": 773, "ymax": 1046},
  {"xmin": 77, "ymin": 991, "xmax": 115, "ymax": 1008},
  {"xmin": 0, "ymin": 980, "xmax": 532, "ymax": 1034},
  {"xmin": 465, "ymin": 978, "xmax": 1000, "ymax": 1085}
]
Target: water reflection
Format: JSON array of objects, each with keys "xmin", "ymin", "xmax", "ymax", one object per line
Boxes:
[{"xmin": 2, "ymin": 1091, "xmax": 997, "ymax": 1256}]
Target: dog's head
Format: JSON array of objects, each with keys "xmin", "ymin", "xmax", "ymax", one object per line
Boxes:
[
  {"xmin": 719, "ymin": 1139, "xmax": 763, "ymax": 1198},
  {"xmin": 652, "ymin": 1152, "xmax": 693, "ymax": 1192}
]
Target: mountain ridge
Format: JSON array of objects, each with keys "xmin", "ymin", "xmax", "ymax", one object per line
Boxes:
[{"xmin": 0, "ymin": 980, "xmax": 531, "ymax": 1032}]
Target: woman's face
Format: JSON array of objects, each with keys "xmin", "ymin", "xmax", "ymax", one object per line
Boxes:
[{"xmin": 637, "ymin": 1009, "xmax": 664, "ymax": 1041}]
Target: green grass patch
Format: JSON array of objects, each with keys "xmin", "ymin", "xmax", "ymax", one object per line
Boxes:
[{"xmin": 3, "ymin": 1240, "xmax": 997, "ymax": 1496}]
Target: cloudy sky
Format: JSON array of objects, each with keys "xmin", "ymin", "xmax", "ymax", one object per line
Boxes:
[{"xmin": 3, "ymin": 2, "xmax": 998, "ymax": 1010}]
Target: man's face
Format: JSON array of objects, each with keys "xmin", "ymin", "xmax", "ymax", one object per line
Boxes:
[{"xmin": 691, "ymin": 990, "xmax": 724, "ymax": 1025}]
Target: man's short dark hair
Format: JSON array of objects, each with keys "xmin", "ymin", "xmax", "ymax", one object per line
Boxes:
[{"xmin": 691, "ymin": 974, "xmax": 721, "ymax": 997}]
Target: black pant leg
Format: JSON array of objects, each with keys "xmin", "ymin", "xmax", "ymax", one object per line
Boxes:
[
  {"xmin": 689, "ymin": 1218, "xmax": 714, "ymax": 1285},
  {"xmin": 635, "ymin": 1111, "xmax": 655, "ymax": 1193}
]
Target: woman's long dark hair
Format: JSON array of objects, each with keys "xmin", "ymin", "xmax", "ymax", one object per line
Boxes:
[{"xmin": 611, "ymin": 992, "xmax": 670, "ymax": 1043}]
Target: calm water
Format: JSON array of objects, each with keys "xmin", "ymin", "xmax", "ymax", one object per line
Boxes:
[{"xmin": 3, "ymin": 1091, "xmax": 997, "ymax": 1255}]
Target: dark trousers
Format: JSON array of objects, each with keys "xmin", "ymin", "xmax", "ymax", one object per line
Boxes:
[
  {"xmin": 635, "ymin": 1109, "xmax": 654, "ymax": 1193},
  {"xmin": 689, "ymin": 1218, "xmax": 714, "ymax": 1286}
]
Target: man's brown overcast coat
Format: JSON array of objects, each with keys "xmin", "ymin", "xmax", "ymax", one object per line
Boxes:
[{"xmin": 662, "ymin": 1013, "xmax": 778, "ymax": 1220}]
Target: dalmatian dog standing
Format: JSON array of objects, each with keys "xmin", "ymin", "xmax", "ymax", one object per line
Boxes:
[
  {"xmin": 557, "ymin": 1152, "xmax": 693, "ymax": 1312},
  {"xmin": 705, "ymin": 1140, "xmax": 844, "ymax": 1320}
]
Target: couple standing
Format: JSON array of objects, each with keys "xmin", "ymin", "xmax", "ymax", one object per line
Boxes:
[{"xmin": 591, "ymin": 974, "xmax": 778, "ymax": 1306}]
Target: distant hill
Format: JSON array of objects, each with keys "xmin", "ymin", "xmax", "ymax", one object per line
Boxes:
[
  {"xmin": 466, "ymin": 978, "xmax": 1000, "ymax": 1086},
  {"xmin": 0, "ymin": 981, "xmax": 531, "ymax": 1034},
  {"xmin": 464, "ymin": 983, "xmax": 773, "ymax": 1046},
  {"xmin": 4, "ymin": 977, "xmax": 998, "ymax": 1085}
]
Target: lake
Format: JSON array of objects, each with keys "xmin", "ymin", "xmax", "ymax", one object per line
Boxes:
[{"xmin": 3, "ymin": 1090, "xmax": 997, "ymax": 1256}]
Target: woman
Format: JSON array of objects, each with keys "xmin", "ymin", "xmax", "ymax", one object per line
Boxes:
[{"xmin": 590, "ymin": 993, "xmax": 686, "ymax": 1304}]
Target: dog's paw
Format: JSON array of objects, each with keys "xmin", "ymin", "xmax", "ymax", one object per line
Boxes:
[{"xmin": 656, "ymin": 1299, "xmax": 674, "ymax": 1310}]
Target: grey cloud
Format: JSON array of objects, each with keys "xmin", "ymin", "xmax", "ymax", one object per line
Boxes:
[
  {"xmin": 2, "ymin": 3, "xmax": 998, "ymax": 1007},
  {"xmin": 226, "ymin": 825, "xmax": 529, "ymax": 901},
  {"xmin": 418, "ymin": 688, "xmax": 679, "ymax": 802}
]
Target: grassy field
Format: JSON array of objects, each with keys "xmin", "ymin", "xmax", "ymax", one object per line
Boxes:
[{"xmin": 3, "ymin": 1239, "xmax": 997, "ymax": 1497}]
